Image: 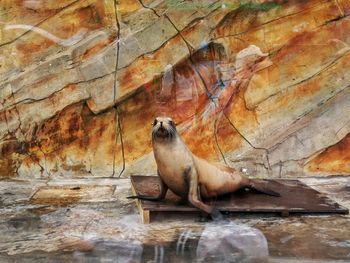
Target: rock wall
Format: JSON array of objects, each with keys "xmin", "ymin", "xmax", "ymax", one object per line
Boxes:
[{"xmin": 1, "ymin": 0, "xmax": 349, "ymax": 179}]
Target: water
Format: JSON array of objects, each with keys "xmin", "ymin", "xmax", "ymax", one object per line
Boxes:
[
  {"xmin": 0, "ymin": 211, "xmax": 269, "ymax": 263},
  {"xmin": 1, "ymin": 200, "xmax": 350, "ymax": 263}
]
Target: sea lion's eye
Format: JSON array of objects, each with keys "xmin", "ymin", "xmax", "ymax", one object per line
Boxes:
[
  {"xmin": 169, "ymin": 120, "xmax": 176, "ymax": 127},
  {"xmin": 153, "ymin": 119, "xmax": 158, "ymax": 126}
]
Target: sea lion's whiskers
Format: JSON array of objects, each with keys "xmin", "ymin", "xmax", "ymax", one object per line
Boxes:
[
  {"xmin": 168, "ymin": 127, "xmax": 175, "ymax": 140},
  {"xmin": 152, "ymin": 130, "xmax": 157, "ymax": 141}
]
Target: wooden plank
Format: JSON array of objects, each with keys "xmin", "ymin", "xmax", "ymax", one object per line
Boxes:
[
  {"xmin": 130, "ymin": 175, "xmax": 349, "ymax": 223},
  {"xmin": 131, "ymin": 181, "xmax": 150, "ymax": 224}
]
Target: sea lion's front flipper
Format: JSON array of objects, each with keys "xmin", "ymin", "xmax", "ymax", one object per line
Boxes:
[
  {"xmin": 210, "ymin": 208, "xmax": 225, "ymax": 221},
  {"xmin": 249, "ymin": 179, "xmax": 281, "ymax": 197},
  {"xmin": 127, "ymin": 173, "xmax": 169, "ymax": 201},
  {"xmin": 186, "ymin": 167, "xmax": 220, "ymax": 219}
]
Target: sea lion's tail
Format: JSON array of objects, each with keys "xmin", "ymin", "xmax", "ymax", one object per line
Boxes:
[{"xmin": 248, "ymin": 179, "xmax": 281, "ymax": 197}]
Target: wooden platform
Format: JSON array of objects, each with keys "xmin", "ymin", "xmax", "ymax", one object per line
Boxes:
[{"xmin": 130, "ymin": 175, "xmax": 349, "ymax": 223}]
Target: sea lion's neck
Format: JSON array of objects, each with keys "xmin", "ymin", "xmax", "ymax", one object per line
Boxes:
[
  {"xmin": 153, "ymin": 134, "xmax": 189, "ymax": 155},
  {"xmin": 152, "ymin": 132, "xmax": 180, "ymax": 144}
]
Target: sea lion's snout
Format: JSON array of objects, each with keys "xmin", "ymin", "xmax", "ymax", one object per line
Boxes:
[{"xmin": 152, "ymin": 117, "xmax": 177, "ymax": 141}]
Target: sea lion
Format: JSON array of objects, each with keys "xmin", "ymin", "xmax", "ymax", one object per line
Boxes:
[{"xmin": 128, "ymin": 117, "xmax": 280, "ymax": 219}]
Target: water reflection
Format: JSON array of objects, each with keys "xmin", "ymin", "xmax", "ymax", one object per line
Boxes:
[
  {"xmin": 72, "ymin": 222, "xmax": 268, "ymax": 263},
  {"xmin": 73, "ymin": 239, "xmax": 143, "ymax": 263},
  {"xmin": 156, "ymin": 43, "xmax": 270, "ymax": 123},
  {"xmin": 4, "ymin": 24, "xmax": 88, "ymax": 47},
  {"xmin": 196, "ymin": 222, "xmax": 268, "ymax": 263}
]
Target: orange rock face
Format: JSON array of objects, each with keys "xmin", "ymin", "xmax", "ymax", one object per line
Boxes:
[
  {"xmin": 1, "ymin": 0, "xmax": 350, "ymax": 178},
  {"xmin": 305, "ymin": 133, "xmax": 350, "ymax": 175}
]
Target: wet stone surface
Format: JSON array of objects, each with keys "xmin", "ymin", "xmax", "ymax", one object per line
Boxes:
[{"xmin": 0, "ymin": 177, "xmax": 350, "ymax": 262}]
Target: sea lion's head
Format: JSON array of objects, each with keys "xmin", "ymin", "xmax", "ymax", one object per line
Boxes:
[{"xmin": 152, "ymin": 117, "xmax": 177, "ymax": 142}]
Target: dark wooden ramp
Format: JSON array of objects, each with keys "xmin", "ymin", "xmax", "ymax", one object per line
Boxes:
[{"xmin": 130, "ymin": 175, "xmax": 348, "ymax": 223}]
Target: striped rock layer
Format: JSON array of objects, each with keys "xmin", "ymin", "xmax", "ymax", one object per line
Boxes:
[{"xmin": 0, "ymin": 0, "xmax": 349, "ymax": 178}]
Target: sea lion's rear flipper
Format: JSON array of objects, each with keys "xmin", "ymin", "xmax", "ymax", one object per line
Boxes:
[
  {"xmin": 210, "ymin": 208, "xmax": 226, "ymax": 222},
  {"xmin": 249, "ymin": 180, "xmax": 281, "ymax": 197}
]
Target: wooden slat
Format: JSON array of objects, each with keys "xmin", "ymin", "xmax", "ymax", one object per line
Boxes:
[{"xmin": 130, "ymin": 175, "xmax": 349, "ymax": 223}]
